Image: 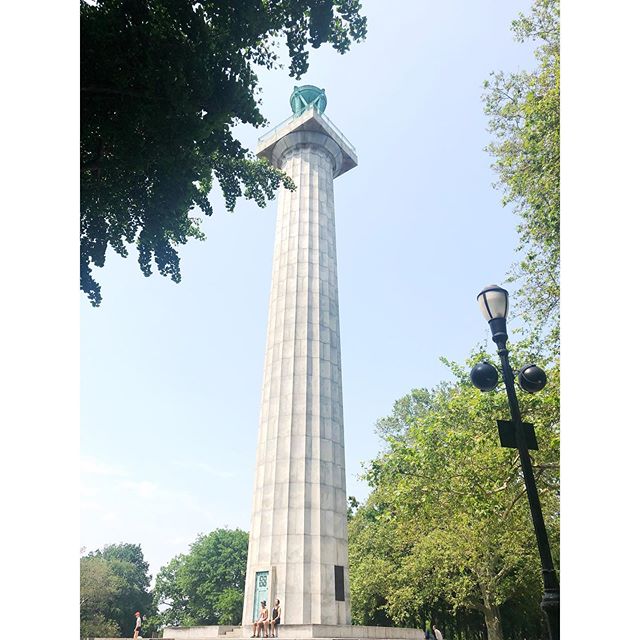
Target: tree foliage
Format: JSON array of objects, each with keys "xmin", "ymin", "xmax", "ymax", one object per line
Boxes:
[
  {"xmin": 80, "ymin": 555, "xmax": 123, "ymax": 638},
  {"xmin": 81, "ymin": 0, "xmax": 366, "ymax": 306},
  {"xmin": 152, "ymin": 528, "xmax": 249, "ymax": 628},
  {"xmin": 483, "ymin": 0, "xmax": 560, "ymax": 350},
  {"xmin": 349, "ymin": 348, "xmax": 559, "ymax": 640},
  {"xmin": 83, "ymin": 542, "xmax": 154, "ymax": 636}
]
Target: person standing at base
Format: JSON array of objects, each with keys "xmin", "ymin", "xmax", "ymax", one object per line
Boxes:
[
  {"xmin": 432, "ymin": 624, "xmax": 443, "ymax": 640},
  {"xmin": 133, "ymin": 611, "xmax": 142, "ymax": 639},
  {"xmin": 269, "ymin": 599, "xmax": 282, "ymax": 638},
  {"xmin": 251, "ymin": 601, "xmax": 269, "ymax": 637}
]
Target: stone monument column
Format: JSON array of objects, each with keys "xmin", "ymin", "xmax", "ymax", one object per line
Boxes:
[{"xmin": 242, "ymin": 86, "xmax": 358, "ymax": 627}]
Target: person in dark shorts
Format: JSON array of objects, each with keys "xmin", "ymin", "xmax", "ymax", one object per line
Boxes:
[
  {"xmin": 133, "ymin": 611, "xmax": 142, "ymax": 639},
  {"xmin": 269, "ymin": 599, "xmax": 281, "ymax": 638}
]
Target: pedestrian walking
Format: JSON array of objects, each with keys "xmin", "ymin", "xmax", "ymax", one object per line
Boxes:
[{"xmin": 133, "ymin": 611, "xmax": 142, "ymax": 639}]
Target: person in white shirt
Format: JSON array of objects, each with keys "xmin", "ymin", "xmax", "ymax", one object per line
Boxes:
[{"xmin": 133, "ymin": 611, "xmax": 142, "ymax": 639}]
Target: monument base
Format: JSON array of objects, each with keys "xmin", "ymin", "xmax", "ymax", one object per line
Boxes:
[{"xmin": 161, "ymin": 625, "xmax": 423, "ymax": 640}]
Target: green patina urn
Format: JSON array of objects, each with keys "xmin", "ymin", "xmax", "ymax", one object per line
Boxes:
[{"xmin": 290, "ymin": 85, "xmax": 327, "ymax": 116}]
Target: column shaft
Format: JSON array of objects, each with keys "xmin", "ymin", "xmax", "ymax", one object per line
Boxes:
[{"xmin": 243, "ymin": 136, "xmax": 350, "ymax": 626}]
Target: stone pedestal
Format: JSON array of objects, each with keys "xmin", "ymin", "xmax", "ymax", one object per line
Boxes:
[
  {"xmin": 242, "ymin": 107, "xmax": 358, "ymax": 627},
  {"xmin": 161, "ymin": 624, "xmax": 424, "ymax": 640}
]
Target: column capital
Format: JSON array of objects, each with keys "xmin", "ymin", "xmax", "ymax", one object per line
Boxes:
[
  {"xmin": 257, "ymin": 108, "xmax": 357, "ymax": 178},
  {"xmin": 272, "ymin": 130, "xmax": 343, "ymax": 176}
]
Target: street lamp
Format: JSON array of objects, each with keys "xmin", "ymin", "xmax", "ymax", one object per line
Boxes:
[{"xmin": 473, "ymin": 285, "xmax": 560, "ymax": 640}]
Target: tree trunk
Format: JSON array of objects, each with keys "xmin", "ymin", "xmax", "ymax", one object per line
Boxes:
[{"xmin": 482, "ymin": 603, "xmax": 503, "ymax": 640}]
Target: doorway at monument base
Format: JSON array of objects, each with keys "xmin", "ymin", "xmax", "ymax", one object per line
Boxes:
[{"xmin": 161, "ymin": 624, "xmax": 424, "ymax": 640}]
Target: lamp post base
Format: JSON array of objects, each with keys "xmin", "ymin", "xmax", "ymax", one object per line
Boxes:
[{"xmin": 541, "ymin": 588, "xmax": 560, "ymax": 640}]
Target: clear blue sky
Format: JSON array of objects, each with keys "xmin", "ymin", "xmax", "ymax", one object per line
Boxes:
[{"xmin": 80, "ymin": 0, "xmax": 537, "ymax": 578}]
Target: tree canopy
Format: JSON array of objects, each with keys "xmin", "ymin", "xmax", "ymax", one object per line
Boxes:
[
  {"xmin": 349, "ymin": 349, "xmax": 559, "ymax": 640},
  {"xmin": 483, "ymin": 0, "xmax": 560, "ymax": 350},
  {"xmin": 81, "ymin": 542, "xmax": 154, "ymax": 637},
  {"xmin": 80, "ymin": 555, "xmax": 122, "ymax": 638},
  {"xmin": 152, "ymin": 527, "xmax": 249, "ymax": 628},
  {"xmin": 81, "ymin": 0, "xmax": 367, "ymax": 306}
]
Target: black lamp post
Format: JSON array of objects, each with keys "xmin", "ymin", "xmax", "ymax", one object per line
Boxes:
[{"xmin": 474, "ymin": 285, "xmax": 560, "ymax": 640}]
